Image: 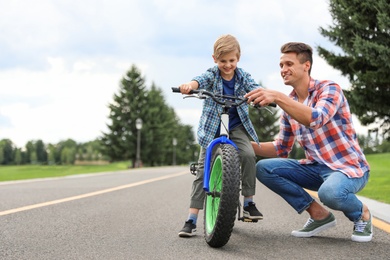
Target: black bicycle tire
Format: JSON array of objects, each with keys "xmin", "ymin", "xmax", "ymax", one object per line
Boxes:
[{"xmin": 204, "ymin": 144, "xmax": 241, "ymax": 248}]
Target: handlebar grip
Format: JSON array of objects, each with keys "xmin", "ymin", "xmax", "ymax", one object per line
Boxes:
[
  {"xmin": 171, "ymin": 87, "xmax": 196, "ymax": 94},
  {"xmin": 253, "ymin": 102, "xmax": 277, "ymax": 109}
]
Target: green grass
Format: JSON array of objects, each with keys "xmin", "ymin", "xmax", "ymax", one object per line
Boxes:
[
  {"xmin": 0, "ymin": 153, "xmax": 389, "ymax": 204},
  {"xmin": 0, "ymin": 162, "xmax": 129, "ymax": 182},
  {"xmin": 358, "ymin": 153, "xmax": 390, "ymax": 204}
]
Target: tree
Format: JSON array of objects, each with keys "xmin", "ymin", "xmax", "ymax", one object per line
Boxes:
[
  {"xmin": 172, "ymin": 124, "xmax": 198, "ymax": 165},
  {"xmin": 100, "ymin": 65, "xmax": 148, "ymax": 163},
  {"xmin": 249, "ymin": 106, "xmax": 279, "ymax": 142},
  {"xmin": 30, "ymin": 151, "xmax": 38, "ymax": 165},
  {"xmin": 0, "ymin": 139, "xmax": 15, "ymax": 165},
  {"xmin": 317, "ymin": 0, "xmax": 390, "ymax": 140},
  {"xmin": 140, "ymin": 83, "xmax": 197, "ymax": 166},
  {"xmin": 76, "ymin": 139, "xmax": 107, "ymax": 162},
  {"xmin": 25, "ymin": 141, "xmax": 34, "ymax": 164},
  {"xmin": 35, "ymin": 140, "xmax": 47, "ymax": 164},
  {"xmin": 61, "ymin": 147, "xmax": 76, "ymax": 165},
  {"xmin": 24, "ymin": 140, "xmax": 48, "ymax": 165},
  {"xmin": 47, "ymin": 144, "xmax": 56, "ymax": 165},
  {"xmin": 249, "ymin": 105, "xmax": 280, "ymax": 160},
  {"xmin": 0, "ymin": 146, "xmax": 3, "ymax": 165},
  {"xmin": 14, "ymin": 148, "xmax": 22, "ymax": 165},
  {"xmin": 142, "ymin": 84, "xmax": 175, "ymax": 166},
  {"xmin": 56, "ymin": 139, "xmax": 78, "ymax": 164}
]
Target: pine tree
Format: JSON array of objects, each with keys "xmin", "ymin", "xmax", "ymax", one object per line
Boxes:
[
  {"xmin": 0, "ymin": 139, "xmax": 14, "ymax": 165},
  {"xmin": 35, "ymin": 140, "xmax": 47, "ymax": 164},
  {"xmin": 249, "ymin": 106, "xmax": 279, "ymax": 142},
  {"xmin": 136, "ymin": 83, "xmax": 197, "ymax": 166},
  {"xmin": 249, "ymin": 104, "xmax": 280, "ymax": 160},
  {"xmin": 101, "ymin": 65, "xmax": 148, "ymax": 163},
  {"xmin": 317, "ymin": 0, "xmax": 390, "ymax": 140},
  {"xmin": 142, "ymin": 83, "xmax": 175, "ymax": 166}
]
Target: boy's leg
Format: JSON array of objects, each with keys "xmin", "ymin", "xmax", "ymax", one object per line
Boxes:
[
  {"xmin": 189, "ymin": 147, "xmax": 207, "ymax": 209},
  {"xmin": 179, "ymin": 147, "xmax": 206, "ymax": 237},
  {"xmin": 230, "ymin": 125, "xmax": 262, "ymax": 219},
  {"xmin": 230, "ymin": 125, "xmax": 256, "ymax": 196}
]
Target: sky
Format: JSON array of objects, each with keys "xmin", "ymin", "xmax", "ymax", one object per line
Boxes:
[{"xmin": 0, "ymin": 0, "xmax": 369, "ymax": 148}]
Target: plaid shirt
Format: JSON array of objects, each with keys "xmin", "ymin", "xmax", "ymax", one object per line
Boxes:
[
  {"xmin": 273, "ymin": 78, "xmax": 370, "ymax": 178},
  {"xmin": 193, "ymin": 66, "xmax": 260, "ymax": 148}
]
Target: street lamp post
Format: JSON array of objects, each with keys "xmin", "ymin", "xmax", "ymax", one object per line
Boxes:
[
  {"xmin": 135, "ymin": 118, "xmax": 143, "ymax": 168},
  {"xmin": 172, "ymin": 138, "xmax": 177, "ymax": 166}
]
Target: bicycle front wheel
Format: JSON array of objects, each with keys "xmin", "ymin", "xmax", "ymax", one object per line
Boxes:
[{"xmin": 204, "ymin": 144, "xmax": 241, "ymax": 248}]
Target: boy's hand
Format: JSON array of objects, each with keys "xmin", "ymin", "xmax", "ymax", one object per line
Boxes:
[{"xmin": 178, "ymin": 83, "xmax": 193, "ymax": 94}]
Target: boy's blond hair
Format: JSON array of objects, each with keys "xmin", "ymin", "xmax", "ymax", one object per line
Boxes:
[{"xmin": 213, "ymin": 34, "xmax": 241, "ymax": 60}]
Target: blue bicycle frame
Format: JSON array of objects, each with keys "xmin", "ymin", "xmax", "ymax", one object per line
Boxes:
[{"xmin": 203, "ymin": 112, "xmax": 238, "ymax": 192}]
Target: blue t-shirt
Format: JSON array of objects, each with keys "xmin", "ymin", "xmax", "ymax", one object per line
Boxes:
[{"xmin": 222, "ymin": 77, "xmax": 242, "ymax": 131}]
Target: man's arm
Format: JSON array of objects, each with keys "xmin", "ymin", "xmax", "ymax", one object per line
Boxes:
[
  {"xmin": 245, "ymin": 88, "xmax": 312, "ymax": 127},
  {"xmin": 251, "ymin": 141, "xmax": 278, "ymax": 158}
]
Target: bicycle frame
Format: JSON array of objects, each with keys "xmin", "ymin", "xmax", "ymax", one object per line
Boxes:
[{"xmin": 203, "ymin": 110, "xmax": 238, "ymax": 192}]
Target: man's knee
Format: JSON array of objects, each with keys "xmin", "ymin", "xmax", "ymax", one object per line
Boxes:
[
  {"xmin": 255, "ymin": 160, "xmax": 269, "ymax": 182},
  {"xmin": 318, "ymin": 184, "xmax": 344, "ymax": 209}
]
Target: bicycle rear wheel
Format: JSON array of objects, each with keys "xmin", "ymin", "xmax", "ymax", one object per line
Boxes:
[{"xmin": 204, "ymin": 144, "xmax": 241, "ymax": 248}]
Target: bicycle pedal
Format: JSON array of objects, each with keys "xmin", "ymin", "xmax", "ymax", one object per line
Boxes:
[
  {"xmin": 245, "ymin": 218, "xmax": 258, "ymax": 223},
  {"xmin": 189, "ymin": 162, "xmax": 198, "ymax": 176},
  {"xmin": 239, "ymin": 217, "xmax": 258, "ymax": 223}
]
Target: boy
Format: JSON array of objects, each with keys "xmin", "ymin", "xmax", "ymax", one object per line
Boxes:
[{"xmin": 178, "ymin": 34, "xmax": 263, "ymax": 237}]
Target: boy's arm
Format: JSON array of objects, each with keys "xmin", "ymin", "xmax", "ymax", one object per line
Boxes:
[{"xmin": 240, "ymin": 69, "xmax": 261, "ymax": 92}]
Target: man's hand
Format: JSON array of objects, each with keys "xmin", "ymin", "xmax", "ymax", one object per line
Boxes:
[{"xmin": 245, "ymin": 88, "xmax": 277, "ymax": 107}]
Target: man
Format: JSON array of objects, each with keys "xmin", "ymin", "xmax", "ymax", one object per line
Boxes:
[{"xmin": 245, "ymin": 42, "xmax": 372, "ymax": 242}]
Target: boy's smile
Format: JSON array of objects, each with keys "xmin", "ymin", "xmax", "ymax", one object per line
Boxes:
[{"xmin": 213, "ymin": 51, "xmax": 239, "ymax": 80}]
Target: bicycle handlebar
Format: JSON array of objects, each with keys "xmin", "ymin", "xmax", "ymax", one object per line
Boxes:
[{"xmin": 171, "ymin": 87, "xmax": 276, "ymax": 108}]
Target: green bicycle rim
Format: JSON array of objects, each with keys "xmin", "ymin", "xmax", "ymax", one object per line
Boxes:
[{"xmin": 205, "ymin": 154, "xmax": 223, "ymax": 234}]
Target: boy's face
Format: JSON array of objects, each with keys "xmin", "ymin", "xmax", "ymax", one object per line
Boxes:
[{"xmin": 213, "ymin": 51, "xmax": 239, "ymax": 80}]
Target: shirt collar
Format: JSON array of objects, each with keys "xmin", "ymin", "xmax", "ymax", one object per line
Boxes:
[{"xmin": 289, "ymin": 77, "xmax": 316, "ymax": 100}]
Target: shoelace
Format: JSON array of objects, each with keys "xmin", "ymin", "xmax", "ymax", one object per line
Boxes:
[
  {"xmin": 303, "ymin": 218, "xmax": 315, "ymax": 228},
  {"xmin": 354, "ymin": 220, "xmax": 367, "ymax": 233}
]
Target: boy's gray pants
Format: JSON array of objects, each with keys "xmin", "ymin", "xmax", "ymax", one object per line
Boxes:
[{"xmin": 189, "ymin": 125, "xmax": 257, "ymax": 209}]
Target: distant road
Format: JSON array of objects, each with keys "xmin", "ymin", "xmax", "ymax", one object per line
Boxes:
[{"xmin": 0, "ymin": 166, "xmax": 389, "ymax": 259}]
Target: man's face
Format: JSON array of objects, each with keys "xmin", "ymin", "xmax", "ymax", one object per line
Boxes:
[{"xmin": 279, "ymin": 52, "xmax": 309, "ymax": 86}]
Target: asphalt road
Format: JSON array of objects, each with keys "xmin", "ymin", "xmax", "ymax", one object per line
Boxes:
[{"xmin": 0, "ymin": 166, "xmax": 389, "ymax": 260}]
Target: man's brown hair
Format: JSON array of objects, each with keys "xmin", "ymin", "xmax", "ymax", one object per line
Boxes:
[{"xmin": 281, "ymin": 42, "xmax": 313, "ymax": 75}]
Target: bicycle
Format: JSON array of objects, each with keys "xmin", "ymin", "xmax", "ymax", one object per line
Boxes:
[{"xmin": 172, "ymin": 87, "xmax": 275, "ymax": 248}]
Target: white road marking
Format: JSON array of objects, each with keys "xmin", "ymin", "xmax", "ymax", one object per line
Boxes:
[{"xmin": 0, "ymin": 171, "xmax": 187, "ymax": 216}]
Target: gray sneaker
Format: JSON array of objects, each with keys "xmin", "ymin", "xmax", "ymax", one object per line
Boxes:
[
  {"xmin": 351, "ymin": 213, "xmax": 373, "ymax": 242},
  {"xmin": 178, "ymin": 220, "xmax": 197, "ymax": 237},
  {"xmin": 291, "ymin": 212, "xmax": 336, "ymax": 237}
]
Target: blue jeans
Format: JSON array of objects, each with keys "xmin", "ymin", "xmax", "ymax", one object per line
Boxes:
[{"xmin": 256, "ymin": 158, "xmax": 370, "ymax": 222}]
